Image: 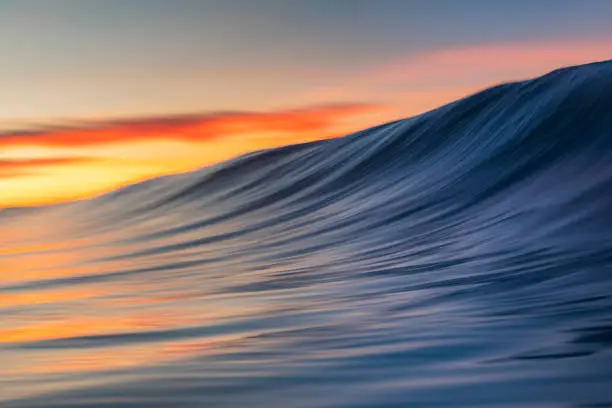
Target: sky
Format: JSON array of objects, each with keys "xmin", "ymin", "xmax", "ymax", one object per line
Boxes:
[{"xmin": 1, "ymin": 0, "xmax": 611, "ymax": 207}]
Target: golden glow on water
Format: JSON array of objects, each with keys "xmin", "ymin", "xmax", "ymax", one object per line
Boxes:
[
  {"xmin": 9, "ymin": 335, "xmax": 246, "ymax": 376},
  {"xmin": 0, "ymin": 212, "xmax": 276, "ymax": 404},
  {"xmin": 0, "ymin": 287, "xmax": 107, "ymax": 309}
]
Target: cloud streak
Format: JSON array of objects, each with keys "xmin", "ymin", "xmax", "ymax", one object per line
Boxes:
[
  {"xmin": 0, "ymin": 104, "xmax": 385, "ymax": 148},
  {"xmin": 301, "ymin": 38, "xmax": 612, "ymax": 116},
  {"xmin": 371, "ymin": 39, "xmax": 612, "ymax": 88},
  {"xmin": 0, "ymin": 157, "xmax": 96, "ymax": 178}
]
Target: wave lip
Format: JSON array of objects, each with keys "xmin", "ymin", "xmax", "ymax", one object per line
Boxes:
[{"xmin": 3, "ymin": 60, "xmax": 612, "ymax": 408}]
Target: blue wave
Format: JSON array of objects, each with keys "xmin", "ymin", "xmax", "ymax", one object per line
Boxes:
[{"xmin": 2, "ymin": 60, "xmax": 612, "ymax": 408}]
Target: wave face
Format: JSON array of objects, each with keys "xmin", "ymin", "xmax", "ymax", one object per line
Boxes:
[{"xmin": 3, "ymin": 61, "xmax": 612, "ymax": 407}]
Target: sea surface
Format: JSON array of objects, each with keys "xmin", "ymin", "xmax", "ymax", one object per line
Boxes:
[{"xmin": 2, "ymin": 61, "xmax": 612, "ymax": 407}]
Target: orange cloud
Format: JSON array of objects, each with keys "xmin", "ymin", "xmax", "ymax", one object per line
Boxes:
[
  {"xmin": 0, "ymin": 104, "xmax": 385, "ymax": 148},
  {"xmin": 0, "ymin": 103, "xmax": 389, "ymax": 207}
]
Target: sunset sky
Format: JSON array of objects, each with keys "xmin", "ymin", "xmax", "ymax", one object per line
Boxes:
[{"xmin": 1, "ymin": 0, "xmax": 612, "ymax": 207}]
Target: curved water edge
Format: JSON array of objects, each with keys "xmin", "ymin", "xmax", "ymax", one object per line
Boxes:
[{"xmin": 2, "ymin": 60, "xmax": 612, "ymax": 407}]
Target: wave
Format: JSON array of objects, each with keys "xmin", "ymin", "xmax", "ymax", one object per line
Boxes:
[{"xmin": 3, "ymin": 60, "xmax": 612, "ymax": 408}]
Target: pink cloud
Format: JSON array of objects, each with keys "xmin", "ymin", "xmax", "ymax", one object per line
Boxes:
[
  {"xmin": 371, "ymin": 39, "xmax": 612, "ymax": 88},
  {"xmin": 299, "ymin": 38, "xmax": 611, "ymax": 117}
]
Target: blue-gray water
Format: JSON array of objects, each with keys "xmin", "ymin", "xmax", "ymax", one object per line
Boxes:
[{"xmin": 2, "ymin": 61, "xmax": 612, "ymax": 407}]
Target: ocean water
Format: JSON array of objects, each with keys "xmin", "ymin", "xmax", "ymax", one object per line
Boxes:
[{"xmin": 2, "ymin": 61, "xmax": 612, "ymax": 407}]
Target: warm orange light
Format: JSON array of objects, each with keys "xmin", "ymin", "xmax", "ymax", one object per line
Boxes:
[{"xmin": 0, "ymin": 104, "xmax": 388, "ymax": 207}]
